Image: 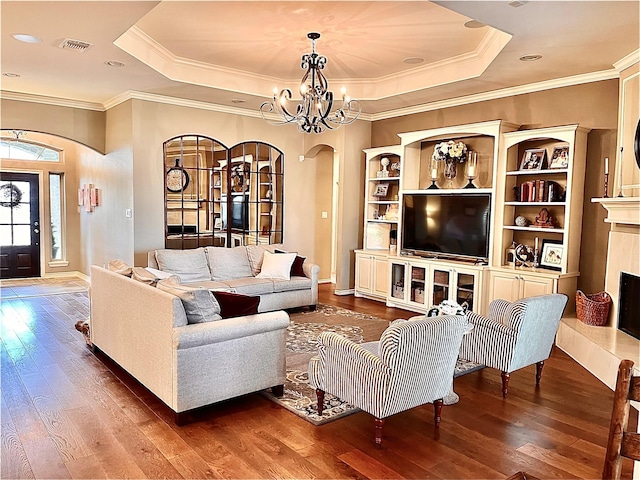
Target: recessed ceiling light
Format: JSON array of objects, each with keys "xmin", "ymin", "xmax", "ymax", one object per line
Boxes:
[
  {"xmin": 12, "ymin": 33, "xmax": 42, "ymax": 44},
  {"xmin": 403, "ymin": 57, "xmax": 424, "ymax": 65},
  {"xmin": 464, "ymin": 20, "xmax": 486, "ymax": 29},
  {"xmin": 3, "ymin": 72, "xmax": 21, "ymax": 78},
  {"xmin": 105, "ymin": 60, "xmax": 125, "ymax": 68},
  {"xmin": 231, "ymin": 98, "xmax": 246, "ymax": 104},
  {"xmin": 519, "ymin": 54, "xmax": 542, "ymax": 62}
]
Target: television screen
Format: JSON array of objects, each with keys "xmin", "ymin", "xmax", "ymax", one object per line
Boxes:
[
  {"xmin": 221, "ymin": 195, "xmax": 249, "ymax": 230},
  {"xmin": 401, "ymin": 193, "xmax": 491, "ymax": 261}
]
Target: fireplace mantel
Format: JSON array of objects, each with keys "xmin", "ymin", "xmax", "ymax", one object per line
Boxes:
[{"xmin": 591, "ymin": 196, "xmax": 640, "ymax": 226}]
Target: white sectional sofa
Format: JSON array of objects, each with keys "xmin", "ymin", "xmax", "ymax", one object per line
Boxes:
[
  {"xmin": 147, "ymin": 244, "xmax": 319, "ymax": 312},
  {"xmin": 90, "ymin": 265, "xmax": 290, "ymax": 424}
]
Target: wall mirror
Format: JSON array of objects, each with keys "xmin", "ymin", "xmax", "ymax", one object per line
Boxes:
[{"xmin": 164, "ymin": 135, "xmax": 283, "ymax": 249}]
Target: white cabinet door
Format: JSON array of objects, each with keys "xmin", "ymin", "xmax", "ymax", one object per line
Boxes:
[
  {"xmin": 373, "ymin": 256, "xmax": 389, "ymax": 297},
  {"xmin": 488, "ymin": 271, "xmax": 523, "ymax": 303},
  {"xmin": 520, "ymin": 274, "xmax": 555, "ymax": 298},
  {"xmin": 355, "ymin": 253, "xmax": 373, "ymax": 294}
]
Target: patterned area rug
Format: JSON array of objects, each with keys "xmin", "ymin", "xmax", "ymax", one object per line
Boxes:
[{"xmin": 262, "ymin": 304, "xmax": 484, "ymax": 426}]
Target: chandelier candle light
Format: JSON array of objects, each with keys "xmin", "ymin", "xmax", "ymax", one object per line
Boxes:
[{"xmin": 260, "ymin": 32, "xmax": 361, "ymax": 134}]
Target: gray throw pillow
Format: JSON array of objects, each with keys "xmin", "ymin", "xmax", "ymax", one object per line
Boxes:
[
  {"xmin": 155, "ymin": 248, "xmax": 211, "ymax": 283},
  {"xmin": 157, "ymin": 276, "xmax": 222, "ymax": 324}
]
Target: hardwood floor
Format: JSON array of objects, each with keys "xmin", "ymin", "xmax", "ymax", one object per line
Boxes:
[{"xmin": 1, "ymin": 278, "xmax": 637, "ymax": 479}]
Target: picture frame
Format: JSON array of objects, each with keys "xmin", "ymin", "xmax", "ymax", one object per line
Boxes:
[
  {"xmin": 540, "ymin": 239, "xmax": 563, "ymax": 271},
  {"xmin": 520, "ymin": 149, "xmax": 546, "ymax": 171},
  {"xmin": 372, "ymin": 182, "xmax": 390, "ymax": 197},
  {"xmin": 549, "ymin": 146, "xmax": 570, "ymax": 169},
  {"xmin": 214, "ymin": 217, "xmax": 222, "ymax": 229}
]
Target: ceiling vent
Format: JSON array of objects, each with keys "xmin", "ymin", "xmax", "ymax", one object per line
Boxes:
[
  {"xmin": 59, "ymin": 38, "xmax": 93, "ymax": 52},
  {"xmin": 508, "ymin": 1, "xmax": 528, "ymax": 6}
]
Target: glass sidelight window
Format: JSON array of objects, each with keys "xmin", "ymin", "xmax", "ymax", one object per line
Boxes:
[{"xmin": 49, "ymin": 173, "xmax": 63, "ymax": 260}]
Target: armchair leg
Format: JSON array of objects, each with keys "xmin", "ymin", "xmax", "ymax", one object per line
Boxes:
[
  {"xmin": 316, "ymin": 389, "xmax": 325, "ymax": 416},
  {"xmin": 501, "ymin": 371, "xmax": 510, "ymax": 398},
  {"xmin": 535, "ymin": 361, "xmax": 544, "ymax": 386},
  {"xmin": 272, "ymin": 384, "xmax": 284, "ymax": 397},
  {"xmin": 433, "ymin": 399, "xmax": 443, "ymax": 427},
  {"xmin": 374, "ymin": 418, "xmax": 385, "ymax": 445}
]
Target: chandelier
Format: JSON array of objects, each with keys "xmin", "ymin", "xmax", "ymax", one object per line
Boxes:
[{"xmin": 260, "ymin": 32, "xmax": 361, "ymax": 134}]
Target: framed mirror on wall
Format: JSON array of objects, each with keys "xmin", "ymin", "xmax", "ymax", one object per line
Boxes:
[{"xmin": 163, "ymin": 135, "xmax": 283, "ymax": 249}]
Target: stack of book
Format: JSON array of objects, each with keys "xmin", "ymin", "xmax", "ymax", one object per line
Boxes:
[{"xmin": 518, "ymin": 180, "xmax": 562, "ymax": 202}]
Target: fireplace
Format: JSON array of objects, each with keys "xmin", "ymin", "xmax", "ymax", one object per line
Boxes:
[{"xmin": 618, "ymin": 272, "xmax": 640, "ymax": 341}]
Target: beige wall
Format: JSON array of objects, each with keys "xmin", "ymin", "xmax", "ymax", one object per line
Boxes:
[
  {"xmin": 371, "ymin": 79, "xmax": 620, "ymax": 294},
  {"xmin": 1, "ymin": 79, "xmax": 619, "ymax": 293},
  {"xmin": 1, "ymin": 99, "xmax": 106, "ymax": 154},
  {"xmin": 307, "ymin": 147, "xmax": 334, "ymax": 282}
]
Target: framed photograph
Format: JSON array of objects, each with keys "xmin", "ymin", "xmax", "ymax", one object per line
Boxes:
[
  {"xmin": 214, "ymin": 217, "xmax": 222, "ymax": 229},
  {"xmin": 372, "ymin": 182, "xmax": 390, "ymax": 197},
  {"xmin": 520, "ymin": 149, "xmax": 546, "ymax": 170},
  {"xmin": 540, "ymin": 239, "xmax": 563, "ymax": 271},
  {"xmin": 549, "ymin": 146, "xmax": 569, "ymax": 169}
]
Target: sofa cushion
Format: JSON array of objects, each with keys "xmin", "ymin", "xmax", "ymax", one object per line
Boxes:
[
  {"xmin": 271, "ymin": 276, "xmax": 312, "ymax": 293},
  {"xmin": 275, "ymin": 249, "xmax": 306, "ymax": 277},
  {"xmin": 157, "ymin": 276, "xmax": 222, "ymax": 324},
  {"xmin": 246, "ymin": 244, "xmax": 284, "ymax": 276},
  {"xmin": 205, "ymin": 246, "xmax": 253, "ymax": 281},
  {"xmin": 155, "ymin": 248, "xmax": 211, "ymax": 283},
  {"xmin": 219, "ymin": 277, "xmax": 275, "ymax": 296},
  {"xmin": 256, "ymin": 251, "xmax": 296, "ymax": 280},
  {"xmin": 211, "ymin": 291, "xmax": 260, "ymax": 318},
  {"xmin": 108, "ymin": 259, "xmax": 132, "ymax": 277}
]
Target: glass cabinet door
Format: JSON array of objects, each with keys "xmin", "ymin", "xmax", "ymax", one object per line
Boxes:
[
  {"xmin": 390, "ymin": 261, "xmax": 407, "ymax": 301},
  {"xmin": 410, "ymin": 265, "xmax": 426, "ymax": 305},
  {"xmin": 455, "ymin": 272, "xmax": 476, "ymax": 311},
  {"xmin": 431, "ymin": 268, "xmax": 450, "ymax": 306}
]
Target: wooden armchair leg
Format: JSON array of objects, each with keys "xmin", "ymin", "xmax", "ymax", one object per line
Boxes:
[
  {"xmin": 535, "ymin": 361, "xmax": 545, "ymax": 386},
  {"xmin": 501, "ymin": 371, "xmax": 510, "ymax": 398},
  {"xmin": 374, "ymin": 417, "xmax": 385, "ymax": 445},
  {"xmin": 272, "ymin": 384, "xmax": 284, "ymax": 397},
  {"xmin": 316, "ymin": 389, "xmax": 325, "ymax": 416},
  {"xmin": 434, "ymin": 399, "xmax": 443, "ymax": 427}
]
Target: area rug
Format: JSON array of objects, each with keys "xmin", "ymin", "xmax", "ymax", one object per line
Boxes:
[{"xmin": 262, "ymin": 304, "xmax": 484, "ymax": 426}]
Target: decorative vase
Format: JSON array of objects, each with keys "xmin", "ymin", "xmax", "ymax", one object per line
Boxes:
[{"xmin": 444, "ymin": 158, "xmax": 457, "ymax": 180}]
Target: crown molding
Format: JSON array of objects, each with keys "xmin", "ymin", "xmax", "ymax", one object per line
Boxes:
[
  {"xmin": 613, "ymin": 49, "xmax": 640, "ymax": 72},
  {"xmin": 0, "ymin": 90, "xmax": 105, "ymax": 111},
  {"xmin": 370, "ymin": 68, "xmax": 620, "ymax": 121}
]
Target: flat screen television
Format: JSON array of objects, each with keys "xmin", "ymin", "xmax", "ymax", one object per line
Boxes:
[
  {"xmin": 401, "ymin": 193, "xmax": 491, "ymax": 262},
  {"xmin": 221, "ymin": 194, "xmax": 249, "ymax": 230}
]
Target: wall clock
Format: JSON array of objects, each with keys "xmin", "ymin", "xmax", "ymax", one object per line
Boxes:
[{"xmin": 166, "ymin": 158, "xmax": 189, "ymax": 192}]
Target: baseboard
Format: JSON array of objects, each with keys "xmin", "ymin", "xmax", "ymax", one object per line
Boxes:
[
  {"xmin": 333, "ymin": 289, "xmax": 354, "ymax": 296},
  {"xmin": 43, "ymin": 270, "xmax": 90, "ymax": 281}
]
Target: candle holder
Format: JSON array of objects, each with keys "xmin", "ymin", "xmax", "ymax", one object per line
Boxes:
[
  {"xmin": 427, "ymin": 158, "xmax": 439, "ymax": 190},
  {"xmin": 603, "ymin": 172, "xmax": 609, "ymax": 198},
  {"xmin": 463, "ymin": 152, "xmax": 477, "ymax": 189}
]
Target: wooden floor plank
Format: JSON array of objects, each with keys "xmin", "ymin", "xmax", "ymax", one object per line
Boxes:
[{"xmin": 0, "ymin": 405, "xmax": 35, "ymax": 480}]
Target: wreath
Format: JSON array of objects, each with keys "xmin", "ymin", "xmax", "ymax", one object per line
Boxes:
[{"xmin": 0, "ymin": 183, "xmax": 22, "ymax": 208}]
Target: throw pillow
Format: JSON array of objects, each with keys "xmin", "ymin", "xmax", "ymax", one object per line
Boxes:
[
  {"xmin": 131, "ymin": 266, "xmax": 160, "ymax": 286},
  {"xmin": 108, "ymin": 259, "xmax": 132, "ymax": 277},
  {"xmin": 256, "ymin": 251, "xmax": 296, "ymax": 280},
  {"xmin": 275, "ymin": 249, "xmax": 306, "ymax": 277},
  {"xmin": 155, "ymin": 248, "xmax": 211, "ymax": 283},
  {"xmin": 246, "ymin": 244, "xmax": 285, "ymax": 275},
  {"xmin": 157, "ymin": 276, "xmax": 222, "ymax": 324},
  {"xmin": 211, "ymin": 291, "xmax": 260, "ymax": 318}
]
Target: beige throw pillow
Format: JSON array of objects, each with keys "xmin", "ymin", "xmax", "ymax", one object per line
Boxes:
[
  {"xmin": 255, "ymin": 251, "xmax": 296, "ymax": 280},
  {"xmin": 157, "ymin": 276, "xmax": 222, "ymax": 324},
  {"xmin": 108, "ymin": 259, "xmax": 132, "ymax": 277}
]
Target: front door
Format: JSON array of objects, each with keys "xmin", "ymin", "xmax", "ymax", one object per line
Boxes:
[{"xmin": 0, "ymin": 172, "xmax": 41, "ymax": 278}]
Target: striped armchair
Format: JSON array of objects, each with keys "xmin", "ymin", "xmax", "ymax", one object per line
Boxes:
[
  {"xmin": 459, "ymin": 293, "xmax": 568, "ymax": 398},
  {"xmin": 308, "ymin": 315, "xmax": 470, "ymax": 445}
]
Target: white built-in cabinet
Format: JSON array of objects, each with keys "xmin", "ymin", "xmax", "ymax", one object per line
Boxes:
[
  {"xmin": 354, "ymin": 251, "xmax": 390, "ymax": 301},
  {"xmin": 355, "ymin": 121, "xmax": 589, "ymax": 316}
]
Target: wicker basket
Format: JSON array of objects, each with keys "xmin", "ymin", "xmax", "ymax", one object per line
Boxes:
[{"xmin": 576, "ymin": 290, "xmax": 611, "ymax": 326}]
